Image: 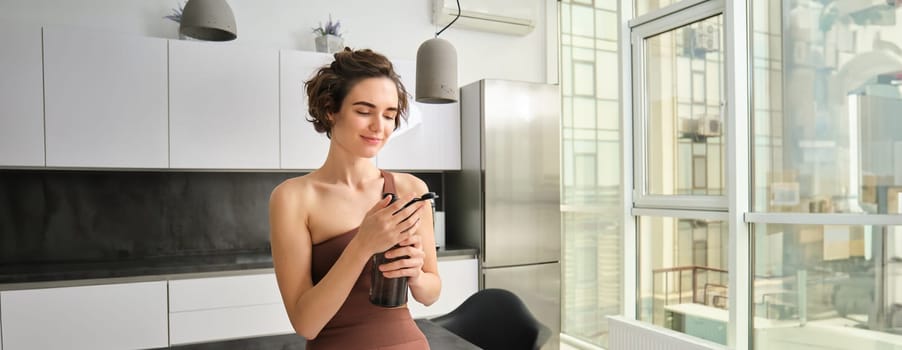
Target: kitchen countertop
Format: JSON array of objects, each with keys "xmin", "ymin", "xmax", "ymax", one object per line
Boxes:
[
  {"xmin": 165, "ymin": 319, "xmax": 480, "ymax": 350},
  {"xmin": 0, "ymin": 247, "xmax": 477, "ymax": 286},
  {"xmin": 416, "ymin": 318, "xmax": 482, "ymax": 350}
]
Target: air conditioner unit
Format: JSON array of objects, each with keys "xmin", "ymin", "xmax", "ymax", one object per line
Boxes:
[
  {"xmin": 698, "ymin": 115, "xmax": 722, "ymax": 137},
  {"xmin": 681, "ymin": 22, "xmax": 719, "ymax": 57},
  {"xmin": 433, "ymin": 0, "xmax": 537, "ymax": 36},
  {"xmin": 678, "ymin": 116, "xmax": 722, "ymax": 139},
  {"xmin": 694, "ymin": 22, "xmax": 719, "ymax": 52}
]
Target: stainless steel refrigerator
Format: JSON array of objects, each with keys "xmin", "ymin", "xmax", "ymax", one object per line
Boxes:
[{"xmin": 447, "ymin": 79, "xmax": 561, "ymax": 349}]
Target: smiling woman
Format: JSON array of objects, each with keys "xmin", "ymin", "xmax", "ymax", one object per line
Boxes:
[
  {"xmin": 268, "ymin": 48, "xmax": 441, "ymax": 350},
  {"xmin": 304, "ymin": 48, "xmax": 408, "ymax": 138}
]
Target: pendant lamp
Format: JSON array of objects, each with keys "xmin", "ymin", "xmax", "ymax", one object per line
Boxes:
[
  {"xmin": 416, "ymin": 0, "xmax": 461, "ymax": 104},
  {"xmin": 179, "ymin": 0, "xmax": 238, "ymax": 41}
]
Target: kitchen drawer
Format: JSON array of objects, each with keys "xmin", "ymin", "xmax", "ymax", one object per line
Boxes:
[
  {"xmin": 168, "ymin": 272, "xmax": 292, "ymax": 345},
  {"xmin": 169, "ymin": 303, "xmax": 293, "ymax": 345},
  {"xmin": 169, "ymin": 273, "xmax": 283, "ymax": 312},
  {"xmin": 0, "ymin": 281, "xmax": 168, "ymax": 350}
]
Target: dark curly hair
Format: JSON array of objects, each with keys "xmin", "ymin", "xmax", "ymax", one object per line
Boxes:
[{"xmin": 304, "ymin": 48, "xmax": 409, "ymax": 139}]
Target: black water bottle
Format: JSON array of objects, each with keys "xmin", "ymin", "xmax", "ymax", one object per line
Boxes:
[
  {"xmin": 369, "ymin": 244, "xmax": 408, "ymax": 307},
  {"xmin": 369, "ymin": 192, "xmax": 438, "ymax": 307}
]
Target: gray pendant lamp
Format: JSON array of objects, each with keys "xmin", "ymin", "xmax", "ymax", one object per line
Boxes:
[
  {"xmin": 179, "ymin": 0, "xmax": 237, "ymax": 41},
  {"xmin": 416, "ymin": 0, "xmax": 461, "ymax": 104}
]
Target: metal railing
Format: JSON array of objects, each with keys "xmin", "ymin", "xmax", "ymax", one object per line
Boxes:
[{"xmin": 652, "ymin": 265, "xmax": 729, "ymax": 308}]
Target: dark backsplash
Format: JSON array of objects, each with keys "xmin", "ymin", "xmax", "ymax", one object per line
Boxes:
[{"xmin": 0, "ymin": 170, "xmax": 443, "ymax": 265}]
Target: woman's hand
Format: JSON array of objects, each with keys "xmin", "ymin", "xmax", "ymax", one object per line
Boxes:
[
  {"xmin": 353, "ymin": 193, "xmax": 424, "ymax": 255},
  {"xmin": 378, "ymin": 230, "xmax": 427, "ymax": 285}
]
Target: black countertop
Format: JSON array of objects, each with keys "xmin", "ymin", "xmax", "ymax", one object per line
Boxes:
[
  {"xmin": 0, "ymin": 247, "xmax": 478, "ymax": 285},
  {"xmin": 417, "ymin": 319, "xmax": 482, "ymax": 350},
  {"xmin": 0, "ymin": 251, "xmax": 274, "ymax": 285},
  {"xmin": 166, "ymin": 319, "xmax": 480, "ymax": 350}
]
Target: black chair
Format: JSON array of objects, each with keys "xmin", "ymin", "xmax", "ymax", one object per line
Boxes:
[{"xmin": 430, "ymin": 288, "xmax": 552, "ymax": 350}]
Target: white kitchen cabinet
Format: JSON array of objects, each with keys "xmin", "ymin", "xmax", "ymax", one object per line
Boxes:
[
  {"xmin": 169, "ymin": 40, "xmax": 279, "ymax": 169},
  {"xmin": 168, "ymin": 272, "xmax": 293, "ymax": 345},
  {"xmin": 0, "ymin": 281, "xmax": 168, "ymax": 350},
  {"xmin": 0, "ymin": 23, "xmax": 44, "ymax": 167},
  {"xmin": 43, "ymin": 27, "xmax": 169, "ymax": 168},
  {"xmin": 279, "ymin": 50, "xmax": 333, "ymax": 170},
  {"xmin": 377, "ymin": 59, "xmax": 461, "ymax": 171},
  {"xmin": 408, "ymin": 257, "xmax": 478, "ymax": 319}
]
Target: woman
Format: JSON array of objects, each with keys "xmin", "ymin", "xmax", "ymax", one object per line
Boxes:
[{"xmin": 269, "ymin": 48, "xmax": 441, "ymax": 349}]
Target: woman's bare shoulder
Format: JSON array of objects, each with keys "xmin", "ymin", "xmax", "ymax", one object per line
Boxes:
[
  {"xmin": 270, "ymin": 174, "xmax": 319, "ymax": 210},
  {"xmin": 387, "ymin": 172, "xmax": 429, "ymax": 195}
]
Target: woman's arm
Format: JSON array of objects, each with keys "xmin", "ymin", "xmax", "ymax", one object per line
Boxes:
[
  {"xmin": 269, "ymin": 181, "xmax": 368, "ymax": 339},
  {"xmin": 381, "ymin": 174, "xmax": 442, "ymax": 306}
]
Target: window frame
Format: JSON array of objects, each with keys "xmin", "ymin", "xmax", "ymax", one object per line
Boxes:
[
  {"xmin": 630, "ymin": 0, "xmax": 727, "ymax": 211},
  {"xmin": 625, "ymin": 0, "xmax": 753, "ymax": 348}
]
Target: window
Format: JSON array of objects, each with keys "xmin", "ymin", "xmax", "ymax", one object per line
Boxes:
[
  {"xmin": 638, "ymin": 214, "xmax": 729, "ymax": 344},
  {"xmin": 750, "ymin": 0, "xmax": 902, "ymax": 348},
  {"xmin": 641, "ymin": 15, "xmax": 725, "ymax": 199},
  {"xmin": 633, "ymin": 9, "xmax": 727, "ymax": 211},
  {"xmin": 753, "ymin": 223, "xmax": 902, "ymax": 348},
  {"xmin": 560, "ymin": 0, "xmax": 623, "ymax": 347},
  {"xmin": 630, "ymin": 0, "xmax": 729, "ymax": 344}
]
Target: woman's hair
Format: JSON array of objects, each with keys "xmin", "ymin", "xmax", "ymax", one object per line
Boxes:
[{"xmin": 305, "ymin": 48, "xmax": 409, "ymax": 138}]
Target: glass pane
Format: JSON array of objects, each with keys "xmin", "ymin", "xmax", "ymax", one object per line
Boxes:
[
  {"xmin": 560, "ymin": 1, "xmax": 623, "ymax": 348},
  {"xmin": 574, "ymin": 97, "xmax": 596, "ymax": 129},
  {"xmin": 571, "ymin": 3, "xmax": 595, "ymax": 37},
  {"xmin": 597, "ymin": 51, "xmax": 619, "ymax": 100},
  {"xmin": 751, "ymin": 0, "xmax": 902, "ymax": 214},
  {"xmin": 598, "ymin": 100, "xmax": 619, "ymax": 130},
  {"xmin": 574, "ymin": 62, "xmax": 596, "ymax": 96},
  {"xmin": 634, "ymin": 0, "xmax": 679, "ymax": 18},
  {"xmin": 638, "ymin": 216, "xmax": 730, "ymax": 345},
  {"xmin": 753, "ymin": 224, "xmax": 902, "ymax": 349},
  {"xmin": 596, "ymin": 9, "xmax": 617, "ymax": 41},
  {"xmin": 643, "ymin": 15, "xmax": 725, "ymax": 197},
  {"xmin": 563, "ymin": 212, "xmax": 622, "ymax": 346}
]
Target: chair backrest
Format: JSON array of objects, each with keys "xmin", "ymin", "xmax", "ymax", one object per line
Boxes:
[{"xmin": 430, "ymin": 288, "xmax": 552, "ymax": 350}]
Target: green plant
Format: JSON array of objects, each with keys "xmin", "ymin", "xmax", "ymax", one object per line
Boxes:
[
  {"xmin": 313, "ymin": 14, "xmax": 342, "ymax": 37},
  {"xmin": 164, "ymin": 1, "xmax": 185, "ymax": 23}
]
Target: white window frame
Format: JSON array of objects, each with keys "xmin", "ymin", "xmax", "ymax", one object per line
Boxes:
[
  {"xmin": 630, "ymin": 0, "xmax": 727, "ymax": 212},
  {"xmin": 624, "ymin": 0, "xmax": 754, "ymax": 349}
]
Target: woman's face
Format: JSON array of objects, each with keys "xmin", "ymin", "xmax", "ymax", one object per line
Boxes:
[{"xmin": 328, "ymin": 77, "xmax": 400, "ymax": 159}]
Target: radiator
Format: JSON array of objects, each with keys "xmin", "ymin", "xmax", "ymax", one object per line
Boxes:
[{"xmin": 607, "ymin": 316, "xmax": 727, "ymax": 350}]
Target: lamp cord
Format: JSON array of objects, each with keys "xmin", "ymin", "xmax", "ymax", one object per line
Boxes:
[{"xmin": 435, "ymin": 0, "xmax": 461, "ymax": 37}]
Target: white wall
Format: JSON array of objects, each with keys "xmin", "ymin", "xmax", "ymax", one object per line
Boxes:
[{"xmin": 0, "ymin": 0, "xmax": 554, "ymax": 86}]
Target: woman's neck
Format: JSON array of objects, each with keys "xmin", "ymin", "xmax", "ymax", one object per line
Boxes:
[{"xmin": 317, "ymin": 147, "xmax": 381, "ymax": 189}]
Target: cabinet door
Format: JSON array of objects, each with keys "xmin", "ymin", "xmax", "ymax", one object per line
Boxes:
[
  {"xmin": 169, "ymin": 40, "xmax": 279, "ymax": 169},
  {"xmin": 0, "ymin": 281, "xmax": 168, "ymax": 350},
  {"xmin": 377, "ymin": 59, "xmax": 461, "ymax": 171},
  {"xmin": 168, "ymin": 273, "xmax": 293, "ymax": 345},
  {"xmin": 0, "ymin": 23, "xmax": 44, "ymax": 167},
  {"xmin": 43, "ymin": 27, "xmax": 169, "ymax": 168},
  {"xmin": 279, "ymin": 50, "xmax": 332, "ymax": 170},
  {"xmin": 408, "ymin": 258, "xmax": 478, "ymax": 319}
]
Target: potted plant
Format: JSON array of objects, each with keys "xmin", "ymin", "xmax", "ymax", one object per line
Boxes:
[
  {"xmin": 164, "ymin": 1, "xmax": 185, "ymax": 23},
  {"xmin": 313, "ymin": 15, "xmax": 344, "ymax": 53},
  {"xmin": 164, "ymin": 1, "xmax": 187, "ymax": 39}
]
